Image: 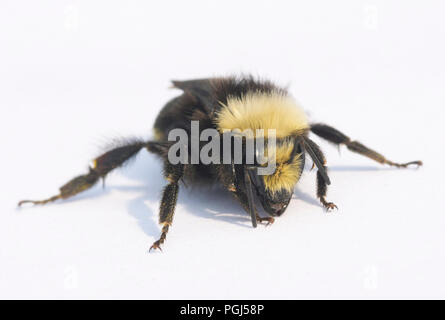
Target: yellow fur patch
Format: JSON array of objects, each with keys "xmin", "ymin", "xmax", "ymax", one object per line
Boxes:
[
  {"xmin": 90, "ymin": 160, "xmax": 97, "ymax": 169},
  {"xmin": 263, "ymin": 142, "xmax": 303, "ymax": 193},
  {"xmin": 216, "ymin": 92, "xmax": 309, "ymax": 137},
  {"xmin": 153, "ymin": 128, "xmax": 163, "ymax": 141}
]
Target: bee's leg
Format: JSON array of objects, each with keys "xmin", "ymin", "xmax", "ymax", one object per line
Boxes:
[
  {"xmin": 229, "ymin": 190, "xmax": 274, "ymax": 226},
  {"xmin": 149, "ymin": 162, "xmax": 184, "ymax": 252},
  {"xmin": 219, "ymin": 164, "xmax": 274, "ymax": 227},
  {"xmin": 310, "ymin": 124, "xmax": 422, "ymax": 168},
  {"xmin": 232, "ymin": 164, "xmax": 266, "ymax": 227},
  {"xmin": 18, "ymin": 141, "xmax": 146, "ymax": 207},
  {"xmin": 304, "ymin": 138, "xmax": 338, "ymax": 211},
  {"xmin": 256, "ymin": 214, "xmax": 275, "ymax": 226},
  {"xmin": 316, "ymin": 170, "xmax": 338, "ymax": 211}
]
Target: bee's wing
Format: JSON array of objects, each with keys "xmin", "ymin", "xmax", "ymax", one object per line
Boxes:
[
  {"xmin": 171, "ymin": 78, "xmax": 220, "ymax": 114},
  {"xmin": 171, "ymin": 78, "xmax": 214, "ymax": 93}
]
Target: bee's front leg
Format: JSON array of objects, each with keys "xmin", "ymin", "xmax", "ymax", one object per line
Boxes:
[
  {"xmin": 255, "ymin": 214, "xmax": 275, "ymax": 226},
  {"xmin": 149, "ymin": 163, "xmax": 184, "ymax": 252}
]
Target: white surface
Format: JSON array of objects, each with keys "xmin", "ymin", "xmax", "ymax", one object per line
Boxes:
[{"xmin": 0, "ymin": 0, "xmax": 444, "ymax": 299}]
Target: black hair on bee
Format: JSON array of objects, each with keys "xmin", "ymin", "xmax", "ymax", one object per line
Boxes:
[{"xmin": 18, "ymin": 75, "xmax": 423, "ymax": 251}]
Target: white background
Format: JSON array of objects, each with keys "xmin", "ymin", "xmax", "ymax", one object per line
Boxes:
[{"xmin": 1, "ymin": 0, "xmax": 444, "ymax": 299}]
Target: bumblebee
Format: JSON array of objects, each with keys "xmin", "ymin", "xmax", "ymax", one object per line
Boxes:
[{"xmin": 18, "ymin": 76, "xmax": 422, "ymax": 251}]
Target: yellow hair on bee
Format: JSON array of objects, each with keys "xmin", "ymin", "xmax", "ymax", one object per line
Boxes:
[
  {"xmin": 216, "ymin": 92, "xmax": 309, "ymax": 137},
  {"xmin": 153, "ymin": 128, "xmax": 163, "ymax": 141},
  {"xmin": 263, "ymin": 141, "xmax": 303, "ymax": 194}
]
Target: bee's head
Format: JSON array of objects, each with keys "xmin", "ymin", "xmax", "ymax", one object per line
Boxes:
[
  {"xmin": 248, "ymin": 139, "xmax": 304, "ymax": 216},
  {"xmin": 215, "ymin": 90, "xmax": 309, "ymax": 219}
]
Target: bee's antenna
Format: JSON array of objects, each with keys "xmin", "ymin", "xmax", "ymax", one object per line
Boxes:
[{"xmin": 244, "ymin": 167, "xmax": 257, "ymax": 228}]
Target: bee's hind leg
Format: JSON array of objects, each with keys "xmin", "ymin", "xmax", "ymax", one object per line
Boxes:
[
  {"xmin": 18, "ymin": 140, "xmax": 146, "ymax": 207},
  {"xmin": 310, "ymin": 123, "xmax": 423, "ymax": 168}
]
